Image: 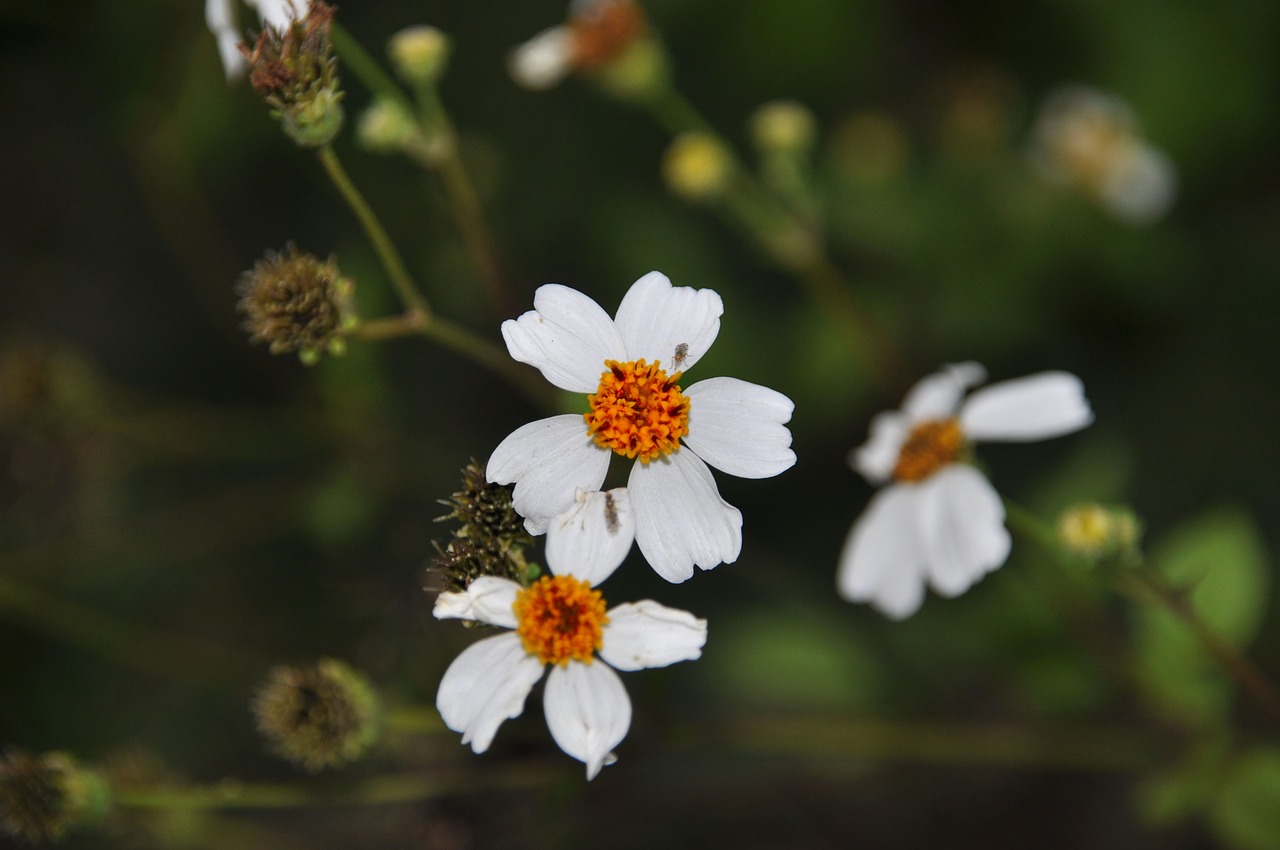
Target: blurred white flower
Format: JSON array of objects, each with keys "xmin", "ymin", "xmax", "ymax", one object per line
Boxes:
[
  {"xmin": 1031, "ymin": 86, "xmax": 1176, "ymax": 224},
  {"xmin": 509, "ymin": 0, "xmax": 646, "ymax": 90},
  {"xmin": 488, "ymin": 271, "xmax": 796, "ymax": 583},
  {"xmin": 206, "ymin": 0, "xmax": 305, "ymax": 80},
  {"xmin": 434, "ymin": 489, "xmax": 706, "ymax": 779},
  {"xmin": 837, "ymin": 363, "xmax": 1093, "ymax": 620}
]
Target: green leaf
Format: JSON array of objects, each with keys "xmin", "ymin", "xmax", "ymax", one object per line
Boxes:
[{"xmin": 1210, "ymin": 747, "xmax": 1280, "ymax": 850}]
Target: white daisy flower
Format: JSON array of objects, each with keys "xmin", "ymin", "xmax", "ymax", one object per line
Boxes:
[
  {"xmin": 434, "ymin": 488, "xmax": 707, "ymax": 780},
  {"xmin": 487, "ymin": 271, "xmax": 796, "ymax": 583},
  {"xmin": 1030, "ymin": 86, "xmax": 1176, "ymax": 224},
  {"xmin": 206, "ymin": 0, "xmax": 305, "ymax": 80},
  {"xmin": 837, "ymin": 362, "xmax": 1093, "ymax": 620}
]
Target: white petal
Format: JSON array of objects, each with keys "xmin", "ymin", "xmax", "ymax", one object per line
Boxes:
[
  {"xmin": 545, "ymin": 488, "xmax": 636, "ymax": 587},
  {"xmin": 960, "ymin": 372, "xmax": 1093, "ymax": 442},
  {"xmin": 1099, "ymin": 144, "xmax": 1176, "ymax": 224},
  {"xmin": 487, "ymin": 415, "xmax": 611, "ymax": 534},
  {"xmin": 851, "ymin": 411, "xmax": 908, "ymax": 484},
  {"xmin": 432, "ymin": 577, "xmax": 521, "ymax": 629},
  {"xmin": 544, "ymin": 662, "xmax": 631, "ymax": 780},
  {"xmin": 509, "ymin": 27, "xmax": 573, "ymax": 91},
  {"xmin": 915, "ymin": 465, "xmax": 1011, "ymax": 597},
  {"xmin": 613, "ymin": 272, "xmax": 723, "ymax": 372},
  {"xmin": 682, "ymin": 378, "xmax": 795, "ymax": 479},
  {"xmin": 501, "ymin": 284, "xmax": 626, "ymax": 393},
  {"xmin": 436, "ymin": 633, "xmax": 545, "ymax": 754},
  {"xmin": 901, "ymin": 362, "xmax": 986, "ymax": 422},
  {"xmin": 836, "ymin": 484, "xmax": 927, "ymax": 619},
  {"xmin": 600, "ymin": 601, "xmax": 707, "ymax": 671},
  {"xmin": 206, "ymin": 0, "xmax": 247, "ymax": 79},
  {"xmin": 629, "ymin": 450, "xmax": 742, "ymax": 583},
  {"xmin": 251, "ymin": 0, "xmax": 302, "ymax": 28}
]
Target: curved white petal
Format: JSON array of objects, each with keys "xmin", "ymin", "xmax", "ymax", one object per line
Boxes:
[
  {"xmin": 629, "ymin": 450, "xmax": 742, "ymax": 583},
  {"xmin": 613, "ymin": 272, "xmax": 723, "ymax": 372},
  {"xmin": 901, "ymin": 362, "xmax": 986, "ymax": 422},
  {"xmin": 487, "ymin": 415, "xmax": 610, "ymax": 534},
  {"xmin": 682, "ymin": 378, "xmax": 795, "ymax": 479},
  {"xmin": 437, "ymin": 633, "xmax": 545, "ymax": 754},
  {"xmin": 851, "ymin": 411, "xmax": 908, "ymax": 484},
  {"xmin": 433, "ymin": 577, "xmax": 521, "ymax": 628},
  {"xmin": 915, "ymin": 465, "xmax": 1011, "ymax": 597},
  {"xmin": 206, "ymin": 0, "xmax": 247, "ymax": 79},
  {"xmin": 836, "ymin": 483, "xmax": 927, "ymax": 619},
  {"xmin": 508, "ymin": 26, "xmax": 573, "ymax": 90},
  {"xmin": 545, "ymin": 488, "xmax": 636, "ymax": 586},
  {"xmin": 600, "ymin": 601, "xmax": 707, "ymax": 671},
  {"xmin": 960, "ymin": 372, "xmax": 1093, "ymax": 442},
  {"xmin": 544, "ymin": 662, "xmax": 631, "ymax": 780},
  {"xmin": 501, "ymin": 284, "xmax": 626, "ymax": 393}
]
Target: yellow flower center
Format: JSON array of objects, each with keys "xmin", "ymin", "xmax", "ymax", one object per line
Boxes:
[
  {"xmin": 584, "ymin": 359, "xmax": 690, "ymax": 463},
  {"xmin": 893, "ymin": 417, "xmax": 964, "ymax": 483},
  {"xmin": 514, "ymin": 575, "xmax": 609, "ymax": 666}
]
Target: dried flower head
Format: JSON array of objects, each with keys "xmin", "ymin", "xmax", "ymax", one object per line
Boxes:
[
  {"xmin": 240, "ymin": 1, "xmax": 344, "ymax": 146},
  {"xmin": 430, "ymin": 460, "xmax": 536, "ymax": 593},
  {"xmin": 253, "ymin": 659, "xmax": 380, "ymax": 772},
  {"xmin": 237, "ymin": 244, "xmax": 356, "ymax": 364},
  {"xmin": 0, "ymin": 751, "xmax": 108, "ymax": 843}
]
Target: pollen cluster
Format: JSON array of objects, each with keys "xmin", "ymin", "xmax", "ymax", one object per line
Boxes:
[
  {"xmin": 514, "ymin": 576, "xmax": 609, "ymax": 666},
  {"xmin": 893, "ymin": 418, "xmax": 964, "ymax": 482},
  {"xmin": 585, "ymin": 359, "xmax": 690, "ymax": 462}
]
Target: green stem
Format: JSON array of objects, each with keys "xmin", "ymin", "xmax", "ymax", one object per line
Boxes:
[
  {"xmin": 1007, "ymin": 500, "xmax": 1280, "ymax": 727},
  {"xmin": 1117, "ymin": 566, "xmax": 1280, "ymax": 726},
  {"xmin": 382, "ymin": 704, "xmax": 445, "ymax": 735},
  {"xmin": 349, "ymin": 312, "xmax": 556, "ymax": 412},
  {"xmin": 719, "ymin": 715, "xmax": 1157, "ymax": 772},
  {"xmin": 0, "ymin": 573, "xmax": 260, "ymax": 688},
  {"xmin": 317, "ymin": 144, "xmax": 428, "ymax": 315},
  {"xmin": 114, "ymin": 764, "xmax": 562, "ymax": 811},
  {"xmin": 330, "ymin": 23, "xmax": 414, "ymax": 114}
]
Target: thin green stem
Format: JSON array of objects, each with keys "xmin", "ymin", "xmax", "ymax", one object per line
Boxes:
[
  {"xmin": 317, "ymin": 144, "xmax": 428, "ymax": 315},
  {"xmin": 382, "ymin": 704, "xmax": 445, "ymax": 735},
  {"xmin": 1117, "ymin": 566, "xmax": 1280, "ymax": 726},
  {"xmin": 719, "ymin": 715, "xmax": 1158, "ymax": 772},
  {"xmin": 114, "ymin": 763, "xmax": 563, "ymax": 811},
  {"xmin": 349, "ymin": 312, "xmax": 556, "ymax": 412},
  {"xmin": 1007, "ymin": 500, "xmax": 1280, "ymax": 727},
  {"xmin": 0, "ymin": 573, "xmax": 260, "ymax": 688},
  {"xmin": 330, "ymin": 23, "xmax": 414, "ymax": 114}
]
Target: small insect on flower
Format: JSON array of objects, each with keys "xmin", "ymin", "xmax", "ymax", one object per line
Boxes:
[
  {"xmin": 670, "ymin": 342, "xmax": 689, "ymax": 372},
  {"xmin": 603, "ymin": 490, "xmax": 620, "ymax": 534}
]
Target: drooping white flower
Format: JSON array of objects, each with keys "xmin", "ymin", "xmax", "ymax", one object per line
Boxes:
[
  {"xmin": 206, "ymin": 0, "xmax": 306, "ymax": 80},
  {"xmin": 837, "ymin": 363, "xmax": 1093, "ymax": 620},
  {"xmin": 508, "ymin": 0, "xmax": 647, "ymax": 91},
  {"xmin": 434, "ymin": 488, "xmax": 707, "ymax": 779},
  {"xmin": 1030, "ymin": 86, "xmax": 1176, "ymax": 224},
  {"xmin": 487, "ymin": 271, "xmax": 796, "ymax": 583}
]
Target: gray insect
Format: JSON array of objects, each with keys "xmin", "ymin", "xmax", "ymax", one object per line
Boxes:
[{"xmin": 670, "ymin": 342, "xmax": 689, "ymax": 371}]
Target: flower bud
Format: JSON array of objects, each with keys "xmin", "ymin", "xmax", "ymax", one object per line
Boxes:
[
  {"xmin": 1057, "ymin": 503, "xmax": 1142, "ymax": 563},
  {"xmin": 0, "ymin": 751, "xmax": 109, "ymax": 843},
  {"xmin": 751, "ymin": 100, "xmax": 816, "ymax": 155},
  {"xmin": 237, "ymin": 245, "xmax": 356, "ymax": 364},
  {"xmin": 357, "ymin": 98, "xmax": 420, "ymax": 153},
  {"xmin": 388, "ymin": 26, "xmax": 451, "ymax": 85},
  {"xmin": 253, "ymin": 659, "xmax": 381, "ymax": 772},
  {"xmin": 662, "ymin": 132, "xmax": 733, "ymax": 201}
]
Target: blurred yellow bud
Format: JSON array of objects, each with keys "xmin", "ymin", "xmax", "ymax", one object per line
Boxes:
[
  {"xmin": 751, "ymin": 100, "xmax": 817, "ymax": 154},
  {"xmin": 662, "ymin": 132, "xmax": 733, "ymax": 201},
  {"xmin": 389, "ymin": 26, "xmax": 451, "ymax": 85}
]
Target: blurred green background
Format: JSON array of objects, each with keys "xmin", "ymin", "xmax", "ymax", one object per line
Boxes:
[{"xmin": 2, "ymin": 0, "xmax": 1279, "ymax": 847}]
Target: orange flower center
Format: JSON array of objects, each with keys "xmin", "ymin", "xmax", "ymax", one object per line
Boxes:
[
  {"xmin": 569, "ymin": 0, "xmax": 646, "ymax": 71},
  {"xmin": 893, "ymin": 417, "xmax": 964, "ymax": 482},
  {"xmin": 514, "ymin": 575, "xmax": 609, "ymax": 666},
  {"xmin": 584, "ymin": 359, "xmax": 690, "ymax": 463}
]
